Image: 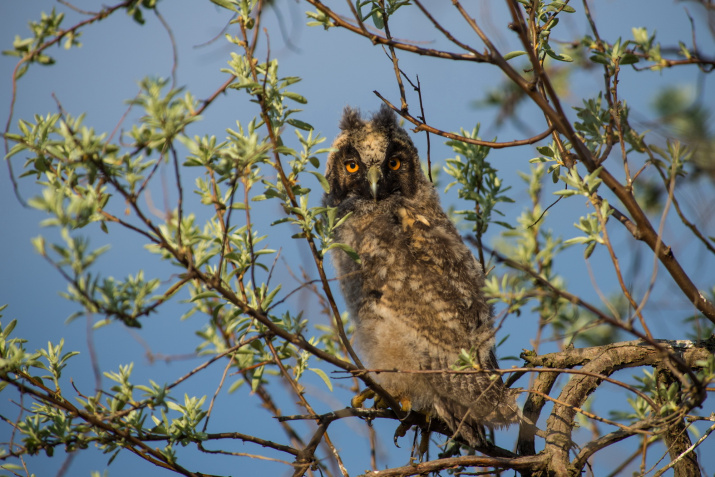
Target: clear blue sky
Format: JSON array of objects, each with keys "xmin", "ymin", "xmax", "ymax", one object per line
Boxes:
[{"xmin": 1, "ymin": 1, "xmax": 713, "ymax": 476}]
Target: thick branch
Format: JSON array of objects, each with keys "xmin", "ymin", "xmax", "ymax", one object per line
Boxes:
[
  {"xmin": 572, "ymin": 420, "xmax": 656, "ymax": 471},
  {"xmin": 656, "ymin": 369, "xmax": 700, "ymax": 477},
  {"xmin": 517, "ymin": 369, "xmax": 558, "ymax": 456},
  {"xmin": 524, "ymin": 339, "xmax": 715, "ymax": 370},
  {"xmin": 541, "ymin": 339, "xmax": 712, "ymax": 476},
  {"xmin": 358, "ymin": 454, "xmax": 546, "ymax": 477}
]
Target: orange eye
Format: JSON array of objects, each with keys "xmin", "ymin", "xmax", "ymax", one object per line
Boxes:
[
  {"xmin": 388, "ymin": 157, "xmax": 401, "ymax": 171},
  {"xmin": 345, "ymin": 161, "xmax": 359, "ymax": 173}
]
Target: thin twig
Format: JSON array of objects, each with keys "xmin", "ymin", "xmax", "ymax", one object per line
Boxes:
[
  {"xmin": 377, "ymin": 0, "xmax": 407, "ymax": 111},
  {"xmin": 375, "ymin": 92, "xmax": 554, "ymax": 149}
]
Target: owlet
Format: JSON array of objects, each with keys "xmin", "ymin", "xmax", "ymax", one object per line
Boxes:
[{"xmin": 324, "ymin": 105, "xmax": 519, "ymax": 448}]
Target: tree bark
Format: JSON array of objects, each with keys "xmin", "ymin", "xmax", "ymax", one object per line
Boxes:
[{"xmin": 657, "ymin": 368, "xmax": 700, "ymax": 477}]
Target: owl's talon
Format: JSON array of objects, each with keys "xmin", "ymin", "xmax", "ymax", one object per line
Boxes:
[
  {"xmin": 398, "ymin": 409, "xmax": 413, "ymax": 423},
  {"xmin": 393, "ymin": 409, "xmax": 421, "ymax": 447},
  {"xmin": 352, "ymin": 389, "xmax": 412, "ymax": 412},
  {"xmin": 351, "ymin": 388, "xmax": 375, "ymax": 409},
  {"xmin": 373, "ymin": 394, "xmax": 390, "ymax": 409},
  {"xmin": 393, "ymin": 420, "xmax": 411, "ymax": 447}
]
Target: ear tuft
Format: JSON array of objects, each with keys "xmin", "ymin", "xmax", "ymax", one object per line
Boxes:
[
  {"xmin": 372, "ymin": 104, "xmax": 397, "ymax": 131},
  {"xmin": 339, "ymin": 106, "xmax": 364, "ymax": 131}
]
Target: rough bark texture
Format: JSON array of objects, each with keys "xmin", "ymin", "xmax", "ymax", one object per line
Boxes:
[
  {"xmin": 657, "ymin": 368, "xmax": 701, "ymax": 477},
  {"xmin": 517, "ymin": 368, "xmax": 558, "ymax": 457},
  {"xmin": 518, "ymin": 339, "xmax": 714, "ymax": 476}
]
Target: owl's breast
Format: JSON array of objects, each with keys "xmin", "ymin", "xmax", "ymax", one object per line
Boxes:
[
  {"xmin": 333, "ymin": 204, "xmax": 440, "ymax": 311},
  {"xmin": 333, "ymin": 205, "xmax": 410, "ymax": 295},
  {"xmin": 332, "ymin": 197, "xmax": 490, "ymax": 338}
]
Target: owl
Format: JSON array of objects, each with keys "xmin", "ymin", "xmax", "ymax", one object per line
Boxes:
[{"xmin": 324, "ymin": 105, "xmax": 519, "ymax": 448}]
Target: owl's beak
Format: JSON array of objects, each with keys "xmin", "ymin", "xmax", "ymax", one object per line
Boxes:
[{"xmin": 367, "ymin": 164, "xmax": 382, "ymax": 201}]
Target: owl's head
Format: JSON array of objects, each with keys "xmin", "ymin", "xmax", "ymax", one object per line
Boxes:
[{"xmin": 324, "ymin": 105, "xmax": 429, "ymax": 207}]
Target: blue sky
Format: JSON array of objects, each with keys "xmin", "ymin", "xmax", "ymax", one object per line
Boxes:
[{"xmin": 1, "ymin": 1, "xmax": 714, "ymax": 476}]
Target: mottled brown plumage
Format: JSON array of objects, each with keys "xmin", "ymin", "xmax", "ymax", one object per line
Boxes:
[{"xmin": 324, "ymin": 105, "xmax": 519, "ymax": 448}]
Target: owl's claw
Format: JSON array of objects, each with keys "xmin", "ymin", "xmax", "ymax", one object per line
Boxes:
[
  {"xmin": 393, "ymin": 409, "xmax": 418, "ymax": 447},
  {"xmin": 350, "ymin": 388, "xmax": 376, "ymax": 409},
  {"xmin": 394, "ymin": 410, "xmax": 432, "ymax": 450},
  {"xmin": 351, "ymin": 389, "xmax": 412, "ymax": 413},
  {"xmin": 393, "ymin": 419, "xmax": 410, "ymax": 447}
]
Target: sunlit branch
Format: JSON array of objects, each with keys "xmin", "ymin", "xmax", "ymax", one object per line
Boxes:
[{"xmin": 375, "ymin": 91, "xmax": 554, "ymax": 148}]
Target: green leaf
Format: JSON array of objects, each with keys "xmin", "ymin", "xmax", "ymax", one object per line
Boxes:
[
  {"xmin": 306, "ymin": 170, "xmax": 330, "ymax": 193},
  {"xmin": 546, "ymin": 49, "xmax": 573, "ymax": 62},
  {"xmin": 563, "ymin": 236, "xmax": 589, "ymax": 246},
  {"xmin": 282, "ymin": 92, "xmax": 307, "ymax": 104},
  {"xmin": 14, "ymin": 63, "xmax": 29, "ymax": 80},
  {"xmin": 632, "ymin": 27, "xmax": 648, "ymax": 44},
  {"xmin": 536, "ymin": 146, "xmax": 554, "ymax": 157},
  {"xmin": 324, "ymin": 242, "xmax": 360, "ymax": 264},
  {"xmin": 589, "ymin": 54, "xmax": 610, "ymax": 65},
  {"xmin": 553, "ymin": 189, "xmax": 577, "ymax": 197},
  {"xmin": 286, "ymin": 118, "xmax": 313, "ymax": 131},
  {"xmin": 0, "ymin": 315, "xmax": 14, "ymax": 331},
  {"xmin": 191, "ymin": 291, "xmax": 219, "ymax": 301},
  {"xmin": 251, "ymin": 365, "xmax": 264, "ymax": 392},
  {"xmin": 619, "ymin": 53, "xmax": 640, "ymax": 65},
  {"xmin": 371, "ymin": 9, "xmax": 384, "ymax": 29},
  {"xmin": 678, "ymin": 41, "xmax": 692, "ymax": 60},
  {"xmin": 208, "ymin": 0, "xmax": 239, "ymax": 12},
  {"xmin": 228, "ymin": 379, "xmax": 245, "ymax": 393},
  {"xmin": 309, "ymin": 367, "xmax": 333, "ymax": 391},
  {"xmin": 503, "ymin": 50, "xmax": 526, "ymax": 61},
  {"xmin": 584, "ymin": 241, "xmax": 597, "ymax": 259},
  {"xmin": 31, "ymin": 236, "xmax": 46, "ymax": 256}
]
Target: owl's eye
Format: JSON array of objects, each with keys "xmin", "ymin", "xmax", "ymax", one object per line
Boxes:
[
  {"xmin": 388, "ymin": 157, "xmax": 401, "ymax": 171},
  {"xmin": 345, "ymin": 161, "xmax": 359, "ymax": 173}
]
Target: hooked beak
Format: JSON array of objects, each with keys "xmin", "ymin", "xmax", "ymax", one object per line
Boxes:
[{"xmin": 367, "ymin": 164, "xmax": 382, "ymax": 201}]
